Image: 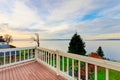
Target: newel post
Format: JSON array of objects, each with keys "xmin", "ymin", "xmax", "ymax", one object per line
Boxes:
[
  {"xmin": 35, "ymin": 47, "xmax": 38, "ymax": 60},
  {"xmin": 56, "ymin": 50, "xmax": 60, "ymax": 75}
]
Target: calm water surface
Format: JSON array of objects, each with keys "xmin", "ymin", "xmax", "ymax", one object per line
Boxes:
[{"xmin": 11, "ymin": 40, "xmax": 120, "ymax": 61}]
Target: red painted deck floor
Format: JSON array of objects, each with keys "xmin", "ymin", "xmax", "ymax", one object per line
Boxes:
[{"xmin": 0, "ymin": 61, "xmax": 66, "ymax": 80}]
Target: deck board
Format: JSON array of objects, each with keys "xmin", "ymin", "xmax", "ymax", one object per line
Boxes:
[{"xmin": 0, "ymin": 61, "xmax": 66, "ymax": 80}]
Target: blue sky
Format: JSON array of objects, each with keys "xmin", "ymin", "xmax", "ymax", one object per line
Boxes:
[{"xmin": 0, "ymin": 0, "xmax": 120, "ymax": 39}]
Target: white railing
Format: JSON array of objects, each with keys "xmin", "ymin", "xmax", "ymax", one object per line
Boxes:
[
  {"xmin": 0, "ymin": 47, "xmax": 120, "ymax": 80},
  {"xmin": 36, "ymin": 47, "xmax": 120, "ymax": 80},
  {"xmin": 0, "ymin": 47, "xmax": 35, "ymax": 68}
]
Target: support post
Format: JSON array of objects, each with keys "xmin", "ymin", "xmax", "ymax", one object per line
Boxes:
[
  {"xmin": 95, "ymin": 65, "xmax": 97, "ymax": 80},
  {"xmin": 106, "ymin": 68, "xmax": 109, "ymax": 80},
  {"xmin": 86, "ymin": 63, "xmax": 88, "ymax": 80},
  {"xmin": 56, "ymin": 50, "xmax": 60, "ymax": 75},
  {"xmin": 4, "ymin": 52, "xmax": 6, "ymax": 65},
  {"xmin": 35, "ymin": 48, "xmax": 38, "ymax": 60}
]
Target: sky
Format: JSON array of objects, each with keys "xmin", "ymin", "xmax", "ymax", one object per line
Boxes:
[{"xmin": 0, "ymin": 0, "xmax": 120, "ymax": 40}]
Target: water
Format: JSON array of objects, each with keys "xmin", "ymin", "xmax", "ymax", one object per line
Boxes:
[{"xmin": 11, "ymin": 40, "xmax": 120, "ymax": 61}]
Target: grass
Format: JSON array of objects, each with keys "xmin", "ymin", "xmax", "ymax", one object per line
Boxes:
[
  {"xmin": 92, "ymin": 69, "xmax": 120, "ymax": 80},
  {"xmin": 0, "ymin": 57, "xmax": 4, "ymax": 62}
]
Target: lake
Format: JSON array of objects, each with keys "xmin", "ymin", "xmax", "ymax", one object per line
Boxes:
[{"xmin": 10, "ymin": 40, "xmax": 120, "ymax": 61}]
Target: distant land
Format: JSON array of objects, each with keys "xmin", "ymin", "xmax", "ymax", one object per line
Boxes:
[
  {"xmin": 92, "ymin": 38, "xmax": 120, "ymax": 41},
  {"xmin": 40, "ymin": 39, "xmax": 70, "ymax": 41},
  {"xmin": 13, "ymin": 38, "xmax": 120, "ymax": 41},
  {"xmin": 13, "ymin": 39, "xmax": 71, "ymax": 41}
]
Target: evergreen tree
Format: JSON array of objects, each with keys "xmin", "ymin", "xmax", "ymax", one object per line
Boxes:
[
  {"xmin": 96, "ymin": 46, "xmax": 104, "ymax": 57},
  {"xmin": 68, "ymin": 33, "xmax": 86, "ymax": 55}
]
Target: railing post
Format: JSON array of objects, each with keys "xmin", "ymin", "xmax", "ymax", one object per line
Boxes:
[
  {"xmin": 50, "ymin": 52, "xmax": 52, "ymax": 66},
  {"xmin": 10, "ymin": 51, "xmax": 11, "ymax": 64},
  {"xmin": 67, "ymin": 57, "xmax": 69, "ymax": 75},
  {"xmin": 56, "ymin": 50, "xmax": 60, "ymax": 75},
  {"xmin": 78, "ymin": 60, "xmax": 81, "ymax": 80},
  {"xmin": 86, "ymin": 62, "xmax": 88, "ymax": 80},
  {"xmin": 27, "ymin": 49, "xmax": 29, "ymax": 59},
  {"xmin": 40, "ymin": 50, "xmax": 42, "ymax": 60},
  {"xmin": 43, "ymin": 51, "xmax": 45, "ymax": 62},
  {"xmin": 95, "ymin": 65, "xmax": 97, "ymax": 80},
  {"xmin": 24, "ymin": 50, "xmax": 25, "ymax": 60},
  {"xmin": 35, "ymin": 48, "xmax": 38, "ymax": 59},
  {"xmin": 15, "ymin": 51, "xmax": 16, "ymax": 62},
  {"xmin": 53, "ymin": 53, "xmax": 55, "ymax": 67},
  {"xmin": 45, "ymin": 51, "xmax": 47, "ymax": 62},
  {"xmin": 48, "ymin": 52, "xmax": 49, "ymax": 64},
  {"xmin": 42, "ymin": 51, "xmax": 44, "ymax": 61},
  {"xmin": 72, "ymin": 59, "xmax": 74, "ymax": 78},
  {"xmin": 4, "ymin": 52, "xmax": 6, "ymax": 65},
  {"xmin": 19, "ymin": 50, "xmax": 21, "ymax": 61},
  {"xmin": 106, "ymin": 68, "xmax": 109, "ymax": 80},
  {"xmin": 62, "ymin": 56, "xmax": 64, "ymax": 72}
]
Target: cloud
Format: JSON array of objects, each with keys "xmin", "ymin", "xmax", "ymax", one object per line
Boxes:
[
  {"xmin": 0, "ymin": 0, "xmax": 120, "ymax": 39},
  {"xmin": 98, "ymin": 5, "xmax": 120, "ymax": 19},
  {"xmin": 12, "ymin": 27, "xmax": 47, "ymax": 32},
  {"xmin": 9, "ymin": 1, "xmax": 44, "ymax": 27},
  {"xmin": 47, "ymin": 0, "xmax": 95, "ymax": 22},
  {"xmin": 0, "ymin": 0, "xmax": 44, "ymax": 29},
  {"xmin": 68, "ymin": 17, "xmax": 120, "ymax": 39}
]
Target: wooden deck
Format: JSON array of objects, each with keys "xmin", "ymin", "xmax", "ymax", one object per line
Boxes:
[{"xmin": 0, "ymin": 61, "xmax": 66, "ymax": 80}]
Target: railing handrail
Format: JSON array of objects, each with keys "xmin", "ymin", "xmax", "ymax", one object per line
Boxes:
[
  {"xmin": 57, "ymin": 50, "xmax": 120, "ymax": 71},
  {"xmin": 0, "ymin": 47, "xmax": 36, "ymax": 52},
  {"xmin": 37, "ymin": 47, "xmax": 120, "ymax": 71}
]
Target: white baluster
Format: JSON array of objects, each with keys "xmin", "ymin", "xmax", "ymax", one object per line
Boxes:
[
  {"xmin": 39, "ymin": 50, "xmax": 42, "ymax": 60},
  {"xmin": 10, "ymin": 51, "xmax": 11, "ymax": 64},
  {"xmin": 86, "ymin": 63, "xmax": 88, "ymax": 80},
  {"xmin": 72, "ymin": 59, "xmax": 74, "ymax": 78},
  {"xmin": 43, "ymin": 51, "xmax": 45, "ymax": 61},
  {"xmin": 30, "ymin": 49, "xmax": 33, "ymax": 58},
  {"xmin": 95, "ymin": 65, "xmax": 97, "ymax": 80},
  {"xmin": 62, "ymin": 56, "xmax": 64, "ymax": 72},
  {"xmin": 15, "ymin": 50, "xmax": 16, "ymax": 62},
  {"xmin": 44, "ymin": 51, "xmax": 46, "ymax": 62},
  {"xmin": 19, "ymin": 50, "xmax": 21, "ymax": 61},
  {"xmin": 42, "ymin": 51, "xmax": 44, "ymax": 61},
  {"xmin": 56, "ymin": 50, "xmax": 60, "ymax": 75},
  {"xmin": 46, "ymin": 52, "xmax": 48, "ymax": 63},
  {"xmin": 4, "ymin": 52, "xmax": 6, "ymax": 65},
  {"xmin": 53, "ymin": 53, "xmax": 55, "ymax": 67},
  {"xmin": 50, "ymin": 53, "xmax": 52, "ymax": 66},
  {"xmin": 45, "ymin": 51, "xmax": 47, "ymax": 63},
  {"xmin": 67, "ymin": 57, "xmax": 69, "ymax": 75},
  {"xmin": 48, "ymin": 52, "xmax": 49, "ymax": 64},
  {"xmin": 27, "ymin": 49, "xmax": 29, "ymax": 59},
  {"xmin": 44, "ymin": 51, "xmax": 46, "ymax": 61},
  {"xmin": 78, "ymin": 60, "xmax": 81, "ymax": 80},
  {"xmin": 24, "ymin": 50, "xmax": 25, "ymax": 60},
  {"xmin": 106, "ymin": 68, "xmax": 109, "ymax": 80}
]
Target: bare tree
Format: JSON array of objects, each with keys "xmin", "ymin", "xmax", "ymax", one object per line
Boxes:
[
  {"xmin": 31, "ymin": 33, "xmax": 40, "ymax": 47},
  {"xmin": 4, "ymin": 34, "xmax": 13, "ymax": 45}
]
